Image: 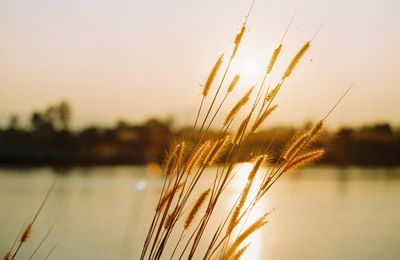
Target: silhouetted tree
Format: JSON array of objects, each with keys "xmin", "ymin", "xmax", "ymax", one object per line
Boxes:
[
  {"xmin": 7, "ymin": 115, "xmax": 20, "ymax": 130},
  {"xmin": 30, "ymin": 101, "xmax": 72, "ymax": 132},
  {"xmin": 57, "ymin": 101, "xmax": 71, "ymax": 130},
  {"xmin": 336, "ymin": 127, "xmax": 353, "ymax": 139}
]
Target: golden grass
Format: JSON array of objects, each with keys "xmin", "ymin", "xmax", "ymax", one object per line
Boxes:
[
  {"xmin": 282, "ymin": 41, "xmax": 310, "ymax": 79},
  {"xmin": 250, "ymin": 105, "xmax": 277, "ymax": 133},
  {"xmin": 184, "ymin": 189, "xmax": 211, "ymax": 229},
  {"xmin": 4, "ymin": 3, "xmax": 351, "ymax": 260},
  {"xmin": 283, "ymin": 149, "xmax": 325, "ymax": 172},
  {"xmin": 265, "ymin": 82, "xmax": 282, "ymax": 102},
  {"xmin": 232, "ymin": 25, "xmax": 246, "ymax": 58},
  {"xmin": 206, "ymin": 136, "xmax": 231, "ymax": 166},
  {"xmin": 267, "ymin": 44, "xmax": 282, "ymax": 74},
  {"xmin": 232, "ymin": 243, "xmax": 250, "ymax": 260},
  {"xmin": 4, "ymin": 178, "xmax": 58, "ymax": 260},
  {"xmin": 224, "ymin": 214, "xmax": 268, "ymax": 258},
  {"xmin": 3, "ymin": 251, "xmax": 11, "ymax": 260},
  {"xmin": 139, "ymin": 3, "xmax": 350, "ymax": 259},
  {"xmin": 156, "ymin": 182, "xmax": 184, "ymax": 212},
  {"xmin": 203, "ymin": 54, "xmax": 224, "ymax": 97},
  {"xmin": 224, "ymin": 86, "xmax": 254, "ymax": 126},
  {"xmin": 20, "ymin": 224, "xmax": 32, "ymax": 243}
]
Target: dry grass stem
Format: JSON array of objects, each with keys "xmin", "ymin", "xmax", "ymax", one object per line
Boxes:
[
  {"xmin": 206, "ymin": 136, "xmax": 232, "ymax": 166},
  {"xmin": 164, "ymin": 214, "xmax": 174, "ymax": 229},
  {"xmin": 233, "ymin": 115, "xmax": 251, "ymax": 145},
  {"xmin": 164, "ymin": 152, "xmax": 177, "ymax": 176},
  {"xmin": 309, "ymin": 120, "xmax": 324, "ymax": 138},
  {"xmin": 137, "ymin": 6, "xmax": 346, "ymax": 259},
  {"xmin": 187, "ymin": 140, "xmax": 212, "ymax": 174}
]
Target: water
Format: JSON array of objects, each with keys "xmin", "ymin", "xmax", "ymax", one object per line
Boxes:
[{"xmin": 1, "ymin": 166, "xmax": 399, "ymax": 260}]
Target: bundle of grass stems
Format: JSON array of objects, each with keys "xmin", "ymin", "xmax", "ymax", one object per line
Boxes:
[
  {"xmin": 3, "ymin": 178, "xmax": 58, "ymax": 260},
  {"xmin": 140, "ymin": 2, "xmax": 350, "ymax": 260}
]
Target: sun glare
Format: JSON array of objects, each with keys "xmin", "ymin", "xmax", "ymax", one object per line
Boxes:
[{"xmin": 239, "ymin": 59, "xmax": 265, "ymax": 81}]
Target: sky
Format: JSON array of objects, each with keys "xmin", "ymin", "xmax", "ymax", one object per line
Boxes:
[{"xmin": 1, "ymin": 0, "xmax": 399, "ymax": 129}]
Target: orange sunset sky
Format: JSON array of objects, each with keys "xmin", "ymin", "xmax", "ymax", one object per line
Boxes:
[{"xmin": 1, "ymin": 0, "xmax": 399, "ymax": 128}]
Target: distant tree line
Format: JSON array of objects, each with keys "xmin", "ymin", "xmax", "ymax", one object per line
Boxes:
[
  {"xmin": 0, "ymin": 101, "xmax": 399, "ymax": 166},
  {"xmin": 0, "ymin": 101, "xmax": 172, "ymax": 165}
]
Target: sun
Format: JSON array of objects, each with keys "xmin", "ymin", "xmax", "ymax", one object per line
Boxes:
[{"xmin": 240, "ymin": 59, "xmax": 265, "ymax": 80}]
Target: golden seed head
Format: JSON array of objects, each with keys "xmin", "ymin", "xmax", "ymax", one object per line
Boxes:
[
  {"xmin": 203, "ymin": 54, "xmax": 224, "ymax": 97},
  {"xmin": 233, "ymin": 115, "xmax": 251, "ymax": 144},
  {"xmin": 267, "ymin": 44, "xmax": 282, "ymax": 74},
  {"xmin": 234, "ymin": 26, "xmax": 246, "ymax": 45},
  {"xmin": 224, "ymin": 86, "xmax": 254, "ymax": 126},
  {"xmin": 225, "ymin": 214, "xmax": 268, "ymax": 258},
  {"xmin": 248, "ymin": 155, "xmax": 266, "ymax": 181},
  {"xmin": 187, "ymin": 140, "xmax": 212, "ymax": 174},
  {"xmin": 20, "ymin": 224, "xmax": 32, "ymax": 243},
  {"xmin": 164, "ymin": 214, "xmax": 174, "ymax": 229},
  {"xmin": 227, "ymin": 75, "xmax": 240, "ymax": 93},
  {"xmin": 283, "ymin": 41, "xmax": 310, "ymax": 79},
  {"xmin": 284, "ymin": 149, "xmax": 325, "ymax": 172},
  {"xmin": 250, "ymin": 105, "xmax": 278, "ymax": 133},
  {"xmin": 232, "ymin": 26, "xmax": 246, "ymax": 58},
  {"xmin": 184, "ymin": 189, "xmax": 210, "ymax": 229},
  {"xmin": 3, "ymin": 251, "xmax": 11, "ymax": 260},
  {"xmin": 156, "ymin": 183, "xmax": 184, "ymax": 212},
  {"xmin": 174, "ymin": 141, "xmax": 186, "ymax": 170},
  {"xmin": 309, "ymin": 120, "xmax": 324, "ymax": 138},
  {"xmin": 265, "ymin": 83, "xmax": 282, "ymax": 102},
  {"xmin": 206, "ymin": 135, "xmax": 231, "ymax": 166},
  {"xmin": 232, "ymin": 243, "xmax": 251, "ymax": 260},
  {"xmin": 283, "ymin": 133, "xmax": 310, "ymax": 161}
]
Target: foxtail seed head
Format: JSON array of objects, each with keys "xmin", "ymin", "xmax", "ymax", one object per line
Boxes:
[
  {"xmin": 225, "ymin": 214, "xmax": 268, "ymax": 258},
  {"xmin": 184, "ymin": 189, "xmax": 210, "ymax": 229},
  {"xmin": 203, "ymin": 54, "xmax": 224, "ymax": 97},
  {"xmin": 283, "ymin": 149, "xmax": 325, "ymax": 172},
  {"xmin": 227, "ymin": 75, "xmax": 240, "ymax": 93},
  {"xmin": 267, "ymin": 44, "xmax": 282, "ymax": 74},
  {"xmin": 265, "ymin": 82, "xmax": 282, "ymax": 102},
  {"xmin": 232, "ymin": 26, "xmax": 246, "ymax": 58},
  {"xmin": 224, "ymin": 86, "xmax": 254, "ymax": 126},
  {"xmin": 250, "ymin": 105, "xmax": 278, "ymax": 133},
  {"xmin": 20, "ymin": 224, "xmax": 32, "ymax": 243},
  {"xmin": 283, "ymin": 41, "xmax": 310, "ymax": 79}
]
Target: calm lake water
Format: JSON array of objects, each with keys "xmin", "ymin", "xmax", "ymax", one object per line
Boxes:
[{"xmin": 0, "ymin": 166, "xmax": 399, "ymax": 260}]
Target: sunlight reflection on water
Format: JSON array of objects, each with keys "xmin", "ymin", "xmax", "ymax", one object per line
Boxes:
[
  {"xmin": 0, "ymin": 166, "xmax": 400, "ymax": 259},
  {"xmin": 231, "ymin": 162, "xmax": 266, "ymax": 260}
]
